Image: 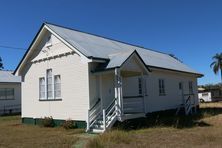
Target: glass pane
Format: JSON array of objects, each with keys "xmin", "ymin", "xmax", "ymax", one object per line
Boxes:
[
  {"xmin": 55, "ymin": 91, "xmax": 61, "ymax": 98},
  {"xmin": 6, "ymin": 89, "xmax": 14, "ymax": 99},
  {"xmin": 47, "ymin": 78, "xmax": 52, "ymax": 84},
  {"xmin": 48, "ymin": 85, "xmax": 53, "ymax": 91},
  {"xmin": 0, "ymin": 89, "xmax": 6, "ymax": 99},
  {"xmin": 48, "ymin": 91, "xmax": 52, "ymax": 98},
  {"xmin": 47, "ymin": 69, "xmax": 52, "ymax": 76},
  {"xmin": 54, "ymin": 75, "xmax": 61, "ymax": 98}
]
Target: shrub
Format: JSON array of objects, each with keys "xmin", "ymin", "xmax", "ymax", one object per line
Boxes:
[
  {"xmin": 62, "ymin": 119, "xmax": 76, "ymax": 129},
  {"xmin": 41, "ymin": 116, "xmax": 55, "ymax": 127}
]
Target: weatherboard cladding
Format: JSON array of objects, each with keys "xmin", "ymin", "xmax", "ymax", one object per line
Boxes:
[
  {"xmin": 0, "ymin": 71, "xmax": 21, "ymax": 83},
  {"xmin": 40, "ymin": 23, "xmax": 200, "ymax": 75}
]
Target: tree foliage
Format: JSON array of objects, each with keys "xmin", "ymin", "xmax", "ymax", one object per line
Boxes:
[
  {"xmin": 0, "ymin": 57, "xmax": 3, "ymax": 70},
  {"xmin": 210, "ymin": 53, "xmax": 222, "ymax": 82}
]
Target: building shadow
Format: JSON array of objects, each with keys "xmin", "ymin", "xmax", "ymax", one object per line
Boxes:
[{"xmin": 113, "ymin": 107, "xmax": 222, "ymax": 131}]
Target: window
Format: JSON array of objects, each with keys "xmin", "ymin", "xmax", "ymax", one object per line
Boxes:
[
  {"xmin": 39, "ymin": 77, "xmax": 45, "ymax": 99},
  {"xmin": 39, "ymin": 69, "xmax": 62, "ymax": 101},
  {"xmin": 189, "ymin": 81, "xmax": 193, "ymax": 94},
  {"xmin": 202, "ymin": 92, "xmax": 209, "ymax": 97},
  {"xmin": 179, "ymin": 82, "xmax": 182, "ymax": 90},
  {"xmin": 47, "ymin": 69, "xmax": 53, "ymax": 99},
  {"xmin": 159, "ymin": 79, "xmax": 165, "ymax": 96},
  {"xmin": 0, "ymin": 88, "xmax": 14, "ymax": 100},
  {"xmin": 54, "ymin": 75, "xmax": 61, "ymax": 98},
  {"xmin": 138, "ymin": 78, "xmax": 142, "ymax": 95},
  {"xmin": 45, "ymin": 36, "xmax": 52, "ymax": 47}
]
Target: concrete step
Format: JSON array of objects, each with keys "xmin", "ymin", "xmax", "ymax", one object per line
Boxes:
[
  {"xmin": 92, "ymin": 124, "xmax": 104, "ymax": 129},
  {"xmin": 91, "ymin": 128, "xmax": 104, "ymax": 134}
]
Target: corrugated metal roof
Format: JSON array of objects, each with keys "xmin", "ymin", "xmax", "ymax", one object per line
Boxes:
[
  {"xmin": 0, "ymin": 71, "xmax": 21, "ymax": 83},
  {"xmin": 106, "ymin": 50, "xmax": 135, "ymax": 69},
  {"xmin": 46, "ymin": 23, "xmax": 201, "ymax": 75}
]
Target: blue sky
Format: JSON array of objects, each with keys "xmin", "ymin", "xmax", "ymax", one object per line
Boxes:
[{"xmin": 0, "ymin": 0, "xmax": 221, "ymax": 85}]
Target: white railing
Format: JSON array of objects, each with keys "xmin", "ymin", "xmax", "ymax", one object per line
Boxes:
[
  {"xmin": 87, "ymin": 98, "xmax": 119, "ymax": 132},
  {"xmin": 87, "ymin": 99, "xmax": 101, "ymax": 131},
  {"xmin": 103, "ymin": 98, "xmax": 118, "ymax": 130},
  {"xmin": 185, "ymin": 95, "xmax": 192, "ymax": 115}
]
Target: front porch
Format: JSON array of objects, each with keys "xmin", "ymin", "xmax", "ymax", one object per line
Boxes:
[
  {"xmin": 114, "ymin": 68, "xmax": 147, "ymax": 121},
  {"xmin": 87, "ymin": 51, "xmax": 150, "ymax": 133}
]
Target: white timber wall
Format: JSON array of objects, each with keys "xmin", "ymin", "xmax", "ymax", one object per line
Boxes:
[
  {"xmin": 88, "ymin": 61, "xmax": 198, "ymax": 114},
  {"xmin": 0, "ymin": 83, "xmax": 21, "ymax": 111},
  {"xmin": 145, "ymin": 69, "xmax": 198, "ymax": 113},
  {"xmin": 88, "ymin": 63, "xmax": 115, "ymax": 110},
  {"xmin": 21, "ymin": 32, "xmax": 89, "ymax": 121},
  {"xmin": 119, "ymin": 69, "xmax": 198, "ymax": 113}
]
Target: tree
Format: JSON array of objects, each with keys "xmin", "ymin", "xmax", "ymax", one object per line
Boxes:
[
  {"xmin": 210, "ymin": 53, "xmax": 222, "ymax": 83},
  {"xmin": 0, "ymin": 57, "xmax": 3, "ymax": 70}
]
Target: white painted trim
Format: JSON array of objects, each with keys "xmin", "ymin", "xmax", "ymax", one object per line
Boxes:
[
  {"xmin": 15, "ymin": 27, "xmax": 47, "ymax": 75},
  {"xmin": 45, "ymin": 26, "xmax": 90, "ymax": 62},
  {"xmin": 52, "ymin": 74, "xmax": 55, "ymax": 99},
  {"xmin": 16, "ymin": 25, "xmax": 91, "ymax": 76},
  {"xmin": 44, "ymin": 75, "xmax": 47, "ymax": 100},
  {"xmin": 120, "ymin": 52, "xmax": 149, "ymax": 75},
  {"xmin": 99, "ymin": 75, "xmax": 103, "ymax": 111},
  {"xmin": 114, "ymin": 68, "xmax": 118, "ymax": 115},
  {"xmin": 93, "ymin": 69, "xmax": 115, "ymax": 76},
  {"xmin": 90, "ymin": 59, "xmax": 107, "ymax": 63},
  {"xmin": 141, "ymin": 73, "xmax": 146, "ymax": 113},
  {"xmin": 32, "ymin": 51, "xmax": 75, "ymax": 63}
]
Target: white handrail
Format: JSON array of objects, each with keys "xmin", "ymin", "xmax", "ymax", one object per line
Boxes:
[
  {"xmin": 88, "ymin": 100, "xmax": 102, "ymax": 129},
  {"xmin": 103, "ymin": 99, "xmax": 118, "ymax": 129},
  {"xmin": 185, "ymin": 95, "xmax": 192, "ymax": 115},
  {"xmin": 88, "ymin": 98, "xmax": 119, "ymax": 132}
]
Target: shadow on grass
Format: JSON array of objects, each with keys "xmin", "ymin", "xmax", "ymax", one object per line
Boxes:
[{"xmin": 114, "ymin": 107, "xmax": 222, "ymax": 131}]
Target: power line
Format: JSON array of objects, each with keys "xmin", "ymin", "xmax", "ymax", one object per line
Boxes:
[{"xmin": 0, "ymin": 45, "xmax": 26, "ymax": 51}]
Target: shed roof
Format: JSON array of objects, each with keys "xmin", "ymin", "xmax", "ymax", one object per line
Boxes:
[
  {"xmin": 0, "ymin": 71, "xmax": 21, "ymax": 83},
  {"xmin": 46, "ymin": 23, "xmax": 201, "ymax": 76}
]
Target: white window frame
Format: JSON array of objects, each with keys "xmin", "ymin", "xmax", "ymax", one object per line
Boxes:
[
  {"xmin": 39, "ymin": 69, "xmax": 62, "ymax": 101},
  {"xmin": 46, "ymin": 69, "xmax": 53, "ymax": 99}
]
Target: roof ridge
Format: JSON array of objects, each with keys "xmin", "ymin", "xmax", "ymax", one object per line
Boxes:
[
  {"xmin": 44, "ymin": 22, "xmax": 170, "ymax": 56},
  {"xmin": 0, "ymin": 70, "xmax": 13, "ymax": 72}
]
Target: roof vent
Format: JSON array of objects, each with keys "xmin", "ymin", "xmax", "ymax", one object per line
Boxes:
[{"xmin": 45, "ymin": 36, "xmax": 52, "ymax": 48}]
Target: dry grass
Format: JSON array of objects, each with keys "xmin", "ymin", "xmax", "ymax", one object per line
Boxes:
[
  {"xmin": 86, "ymin": 102, "xmax": 222, "ymax": 148},
  {"xmin": 0, "ymin": 116, "xmax": 84, "ymax": 148}
]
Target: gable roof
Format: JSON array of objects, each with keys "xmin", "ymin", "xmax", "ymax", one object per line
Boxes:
[
  {"xmin": 0, "ymin": 70, "xmax": 21, "ymax": 83},
  {"xmin": 15, "ymin": 22, "xmax": 203, "ymax": 77},
  {"xmin": 46, "ymin": 23, "xmax": 202, "ymax": 76}
]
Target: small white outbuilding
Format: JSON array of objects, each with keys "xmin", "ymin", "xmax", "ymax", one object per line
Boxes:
[
  {"xmin": 15, "ymin": 23, "xmax": 203, "ymax": 133},
  {"xmin": 0, "ymin": 70, "xmax": 21, "ymax": 115}
]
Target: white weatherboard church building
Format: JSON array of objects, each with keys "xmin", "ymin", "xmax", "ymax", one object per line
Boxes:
[{"xmin": 15, "ymin": 23, "xmax": 203, "ymax": 133}]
